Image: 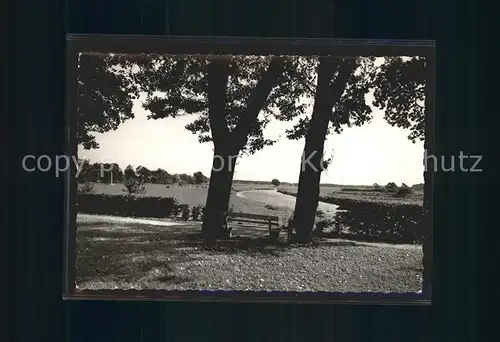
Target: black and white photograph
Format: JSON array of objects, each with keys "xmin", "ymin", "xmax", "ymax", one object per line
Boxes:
[{"xmin": 64, "ymin": 37, "xmax": 434, "ymax": 301}]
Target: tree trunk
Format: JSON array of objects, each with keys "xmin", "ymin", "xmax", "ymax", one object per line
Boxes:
[
  {"xmin": 201, "ymin": 147, "xmax": 238, "ymax": 242},
  {"xmin": 201, "ymin": 57, "xmax": 285, "ymax": 244},
  {"xmin": 292, "ymin": 101, "xmax": 331, "ymax": 244},
  {"xmin": 293, "ymin": 58, "xmax": 357, "ymax": 244}
]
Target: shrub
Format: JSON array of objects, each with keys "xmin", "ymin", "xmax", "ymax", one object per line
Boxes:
[
  {"xmin": 385, "ymin": 182, "xmax": 399, "ymax": 193},
  {"xmin": 77, "ymin": 181, "xmax": 95, "ymax": 194},
  {"xmin": 191, "ymin": 205, "xmax": 204, "ymax": 221},
  {"xmin": 123, "ymin": 177, "xmax": 146, "ymax": 195},
  {"xmin": 77, "ymin": 194, "xmax": 179, "ymax": 218},
  {"xmin": 316, "ymin": 209, "xmax": 325, "ymax": 218},
  {"xmin": 397, "ymin": 183, "xmax": 413, "ymax": 195},
  {"xmin": 411, "ymin": 183, "xmax": 424, "ymax": 191},
  {"xmin": 316, "ymin": 196, "xmax": 425, "ymax": 244},
  {"xmin": 313, "ymin": 219, "xmax": 333, "ymax": 236},
  {"xmin": 178, "ymin": 204, "xmax": 190, "ymax": 221},
  {"xmin": 278, "ymin": 190, "xmax": 425, "ymax": 244}
]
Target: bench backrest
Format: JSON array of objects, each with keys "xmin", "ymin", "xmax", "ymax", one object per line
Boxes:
[{"xmin": 227, "ymin": 212, "xmax": 279, "ymax": 223}]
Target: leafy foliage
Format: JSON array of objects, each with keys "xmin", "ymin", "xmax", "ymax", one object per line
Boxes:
[
  {"xmin": 271, "ymin": 178, "xmax": 281, "ymax": 186},
  {"xmin": 193, "ymin": 171, "xmax": 209, "ymax": 184},
  {"xmin": 191, "ymin": 205, "xmax": 204, "ymax": 221},
  {"xmin": 77, "ymin": 181, "xmax": 95, "ymax": 194},
  {"xmin": 77, "ymin": 53, "xmax": 141, "ymax": 149},
  {"xmin": 120, "ymin": 54, "xmax": 316, "ymax": 155},
  {"xmin": 77, "ymin": 193, "xmax": 179, "ymax": 218},
  {"xmin": 284, "ymin": 57, "xmax": 376, "ymax": 140},
  {"xmin": 283, "ymin": 56, "xmax": 426, "ymax": 143},
  {"xmin": 123, "ymin": 165, "xmax": 146, "ymax": 195},
  {"xmin": 371, "ymin": 57, "xmax": 427, "ymax": 143}
]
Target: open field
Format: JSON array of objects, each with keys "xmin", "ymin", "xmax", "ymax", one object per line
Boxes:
[
  {"xmin": 80, "ymin": 181, "xmax": 423, "ymax": 207},
  {"xmin": 80, "ymin": 182, "xmax": 292, "ymax": 218},
  {"xmin": 76, "ymin": 214, "xmax": 423, "ymax": 292},
  {"xmin": 278, "ymin": 185, "xmax": 424, "ymax": 206}
]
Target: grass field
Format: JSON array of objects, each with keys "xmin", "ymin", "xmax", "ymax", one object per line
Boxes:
[
  {"xmin": 76, "ymin": 214, "xmax": 423, "ymax": 292},
  {"xmin": 80, "ymin": 182, "xmax": 423, "ymax": 207},
  {"xmin": 79, "ymin": 182, "xmax": 293, "ymax": 218},
  {"xmin": 278, "ymin": 185, "xmax": 424, "ymax": 206}
]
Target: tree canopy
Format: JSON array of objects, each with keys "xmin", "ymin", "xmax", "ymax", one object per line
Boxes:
[
  {"xmin": 76, "ymin": 53, "xmax": 141, "ymax": 149},
  {"xmin": 280, "ymin": 56, "xmax": 426, "ymax": 144},
  {"xmin": 371, "ymin": 57, "xmax": 427, "ymax": 143},
  {"xmin": 76, "ymin": 54, "xmax": 427, "ymax": 150},
  {"xmin": 120, "ymin": 54, "xmax": 317, "ymax": 155}
]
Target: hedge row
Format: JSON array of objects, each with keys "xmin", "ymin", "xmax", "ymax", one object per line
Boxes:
[
  {"xmin": 320, "ymin": 196, "xmax": 426, "ymax": 244},
  {"xmin": 77, "ymin": 194, "xmax": 179, "ymax": 218},
  {"xmin": 278, "ymin": 190, "xmax": 426, "ymax": 244}
]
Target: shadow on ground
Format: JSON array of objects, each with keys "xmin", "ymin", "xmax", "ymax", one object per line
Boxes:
[
  {"xmin": 76, "ymin": 222, "xmax": 199, "ymax": 285},
  {"xmin": 76, "ymin": 218, "xmax": 375, "ymax": 289}
]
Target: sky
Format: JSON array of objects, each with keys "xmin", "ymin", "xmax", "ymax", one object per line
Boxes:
[{"xmin": 79, "ymin": 58, "xmax": 425, "ymax": 186}]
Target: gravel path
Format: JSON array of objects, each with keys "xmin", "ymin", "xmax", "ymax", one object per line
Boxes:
[
  {"xmin": 76, "ymin": 217, "xmax": 423, "ymax": 293},
  {"xmin": 78, "ymin": 241, "xmax": 423, "ymax": 293}
]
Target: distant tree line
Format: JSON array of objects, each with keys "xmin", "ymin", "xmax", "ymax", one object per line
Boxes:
[{"xmin": 76, "ymin": 159, "xmax": 209, "ymax": 185}]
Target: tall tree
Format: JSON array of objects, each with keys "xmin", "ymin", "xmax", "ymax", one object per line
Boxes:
[
  {"xmin": 287, "ymin": 56, "xmax": 427, "ymax": 244},
  {"xmin": 73, "ymin": 53, "xmax": 140, "ymax": 222},
  {"xmin": 370, "ymin": 56, "xmax": 431, "ymax": 292},
  {"xmin": 151, "ymin": 168, "xmax": 171, "ymax": 184},
  {"xmin": 123, "ymin": 165, "xmax": 146, "ymax": 195},
  {"xmin": 286, "ymin": 56, "xmax": 375, "ymax": 243},
  {"xmin": 136, "ymin": 165, "xmax": 152, "ymax": 183},
  {"xmin": 177, "ymin": 173, "xmax": 194, "ymax": 184},
  {"xmin": 193, "ymin": 171, "xmax": 208, "ymax": 185},
  {"xmin": 129, "ymin": 54, "xmax": 315, "ymax": 241}
]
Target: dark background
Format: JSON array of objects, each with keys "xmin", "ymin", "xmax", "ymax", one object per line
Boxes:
[{"xmin": 6, "ymin": 0, "xmax": 491, "ymax": 341}]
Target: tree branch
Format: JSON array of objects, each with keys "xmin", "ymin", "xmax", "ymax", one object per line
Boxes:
[
  {"xmin": 326, "ymin": 58, "xmax": 358, "ymax": 109},
  {"xmin": 297, "ymin": 75, "xmax": 316, "ymax": 96},
  {"xmin": 231, "ymin": 57, "xmax": 285, "ymax": 149}
]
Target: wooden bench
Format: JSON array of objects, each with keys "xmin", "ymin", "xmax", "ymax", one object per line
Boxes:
[{"xmin": 226, "ymin": 212, "xmax": 281, "ymax": 241}]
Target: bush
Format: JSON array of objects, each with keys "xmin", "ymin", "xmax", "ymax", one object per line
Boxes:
[
  {"xmin": 385, "ymin": 182, "xmax": 399, "ymax": 193},
  {"xmin": 178, "ymin": 204, "xmax": 190, "ymax": 221},
  {"xmin": 396, "ymin": 183, "xmax": 413, "ymax": 195},
  {"xmin": 319, "ymin": 196, "xmax": 425, "ymax": 244},
  {"xmin": 123, "ymin": 177, "xmax": 146, "ymax": 195},
  {"xmin": 276, "ymin": 190, "xmax": 425, "ymax": 244},
  {"xmin": 313, "ymin": 219, "xmax": 333, "ymax": 236},
  {"xmin": 77, "ymin": 181, "xmax": 95, "ymax": 194},
  {"xmin": 316, "ymin": 209, "xmax": 325, "ymax": 218},
  {"xmin": 411, "ymin": 183, "xmax": 424, "ymax": 191},
  {"xmin": 77, "ymin": 194, "xmax": 179, "ymax": 218},
  {"xmin": 191, "ymin": 205, "xmax": 204, "ymax": 221}
]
